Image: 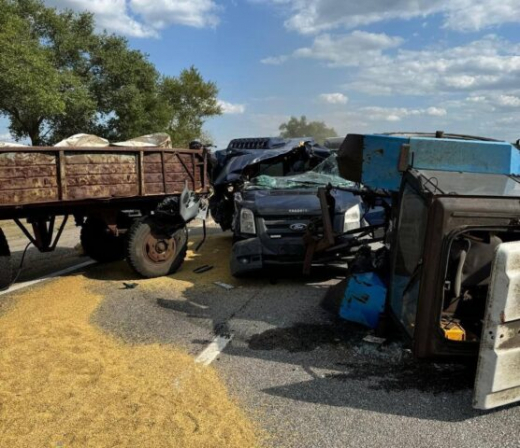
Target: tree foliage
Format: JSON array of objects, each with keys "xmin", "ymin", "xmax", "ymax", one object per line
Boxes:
[
  {"xmin": 279, "ymin": 116, "xmax": 338, "ymax": 144},
  {"xmin": 0, "ymin": 0, "xmax": 221, "ymax": 146},
  {"xmin": 161, "ymin": 67, "xmax": 221, "ymax": 147}
]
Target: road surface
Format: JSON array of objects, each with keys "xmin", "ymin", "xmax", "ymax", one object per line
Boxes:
[{"xmin": 1, "ymin": 227, "xmax": 519, "ymax": 447}]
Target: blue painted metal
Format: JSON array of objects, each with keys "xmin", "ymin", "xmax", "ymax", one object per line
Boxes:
[
  {"xmin": 359, "ymin": 135, "xmax": 520, "ymax": 192},
  {"xmin": 410, "ymin": 138, "xmax": 520, "ymax": 175},
  {"xmin": 339, "ymin": 272, "xmax": 387, "ymax": 329}
]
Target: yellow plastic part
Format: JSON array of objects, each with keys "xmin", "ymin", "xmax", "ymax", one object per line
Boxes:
[{"xmin": 441, "ymin": 319, "xmax": 466, "ymax": 341}]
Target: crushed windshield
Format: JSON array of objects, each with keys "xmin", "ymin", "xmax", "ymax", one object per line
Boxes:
[{"xmin": 246, "ymin": 155, "xmax": 355, "ymax": 190}]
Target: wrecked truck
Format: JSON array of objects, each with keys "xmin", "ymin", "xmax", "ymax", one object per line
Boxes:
[
  {"xmin": 230, "ymin": 154, "xmax": 373, "ymax": 276},
  {"xmin": 209, "ymin": 137, "xmax": 331, "ymax": 231},
  {"xmin": 306, "ymin": 132, "xmax": 520, "ymax": 410}
]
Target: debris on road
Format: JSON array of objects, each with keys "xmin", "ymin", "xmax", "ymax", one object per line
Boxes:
[
  {"xmin": 122, "ymin": 282, "xmax": 139, "ymax": 289},
  {"xmin": 193, "ymin": 265, "xmax": 214, "ymax": 274},
  {"xmin": 363, "ymin": 335, "xmax": 387, "ymax": 345},
  {"xmin": 214, "ymin": 281, "xmax": 235, "ymax": 290}
]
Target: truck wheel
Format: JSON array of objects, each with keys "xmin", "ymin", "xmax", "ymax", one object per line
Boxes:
[
  {"xmin": 126, "ymin": 218, "xmax": 188, "ymax": 278},
  {"xmin": 0, "ymin": 228, "xmax": 12, "ymax": 290},
  {"xmin": 81, "ymin": 218, "xmax": 125, "ymax": 263}
]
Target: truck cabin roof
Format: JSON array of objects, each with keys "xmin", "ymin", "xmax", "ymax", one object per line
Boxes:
[
  {"xmin": 227, "ymin": 137, "xmax": 315, "ymax": 150},
  {"xmin": 410, "ymin": 168, "xmax": 520, "ymax": 198}
]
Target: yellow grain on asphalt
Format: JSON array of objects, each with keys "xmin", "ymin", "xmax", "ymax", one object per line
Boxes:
[{"xmin": 0, "ymin": 272, "xmax": 260, "ymax": 447}]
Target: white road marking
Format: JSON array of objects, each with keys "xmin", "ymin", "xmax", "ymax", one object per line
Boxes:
[
  {"xmin": 195, "ymin": 335, "xmax": 233, "ymax": 366},
  {"xmin": 0, "ymin": 260, "xmax": 97, "ymax": 296}
]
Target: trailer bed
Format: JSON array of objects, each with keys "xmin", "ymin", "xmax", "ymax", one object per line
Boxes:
[{"xmin": 0, "ymin": 146, "xmax": 208, "ymax": 215}]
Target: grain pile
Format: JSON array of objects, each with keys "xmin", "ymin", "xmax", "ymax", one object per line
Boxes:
[
  {"xmin": 0, "ymin": 274, "xmax": 260, "ymax": 447},
  {"xmin": 139, "ymin": 234, "xmax": 264, "ymax": 294}
]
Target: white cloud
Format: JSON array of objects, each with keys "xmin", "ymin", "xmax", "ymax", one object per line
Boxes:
[
  {"xmin": 44, "ymin": 0, "xmax": 219, "ymax": 37},
  {"xmin": 360, "ymin": 106, "xmax": 448, "ymax": 122},
  {"xmin": 130, "ymin": 0, "xmax": 220, "ymax": 30},
  {"xmin": 426, "ymin": 107, "xmax": 448, "ymax": 117},
  {"xmin": 218, "ymin": 100, "xmax": 246, "ymax": 114},
  {"xmin": 261, "ymin": 55, "xmax": 289, "ymax": 65},
  {"xmin": 496, "ymin": 95, "xmax": 520, "ymax": 108},
  {"xmin": 263, "ymin": 31, "xmax": 403, "ymax": 67},
  {"xmin": 319, "ymin": 93, "xmax": 349, "ymax": 104},
  {"xmin": 268, "ymin": 34, "xmax": 520, "ymax": 101},
  {"xmin": 260, "ymin": 0, "xmax": 520, "ymax": 34},
  {"xmin": 345, "ymin": 35, "xmax": 520, "ymax": 96}
]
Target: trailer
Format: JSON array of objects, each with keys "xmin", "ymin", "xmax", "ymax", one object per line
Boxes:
[{"xmin": 0, "ymin": 144, "xmax": 209, "ymax": 289}]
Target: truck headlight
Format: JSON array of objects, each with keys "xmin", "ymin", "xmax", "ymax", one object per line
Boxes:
[
  {"xmin": 344, "ymin": 204, "xmax": 361, "ymax": 232},
  {"xmin": 240, "ymin": 208, "xmax": 256, "ymax": 235}
]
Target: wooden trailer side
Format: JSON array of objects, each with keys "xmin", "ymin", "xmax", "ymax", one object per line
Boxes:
[{"xmin": 0, "ymin": 147, "xmax": 208, "ymax": 208}]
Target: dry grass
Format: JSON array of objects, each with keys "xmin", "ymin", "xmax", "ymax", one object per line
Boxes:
[{"xmin": 0, "ymin": 274, "xmax": 260, "ymax": 447}]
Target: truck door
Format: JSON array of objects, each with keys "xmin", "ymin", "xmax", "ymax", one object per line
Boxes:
[{"xmin": 474, "ymin": 241, "xmax": 520, "ymax": 410}]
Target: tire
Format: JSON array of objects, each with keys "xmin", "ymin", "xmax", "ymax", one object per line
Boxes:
[
  {"xmin": 126, "ymin": 217, "xmax": 188, "ymax": 278},
  {"xmin": 80, "ymin": 218, "xmax": 125, "ymax": 263},
  {"xmin": 0, "ymin": 228, "xmax": 12, "ymax": 291}
]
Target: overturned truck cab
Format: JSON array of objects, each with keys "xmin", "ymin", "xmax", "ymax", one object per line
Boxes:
[
  {"xmin": 327, "ymin": 133, "xmax": 520, "ymax": 410},
  {"xmin": 394, "ymin": 169, "xmax": 520, "ymax": 410}
]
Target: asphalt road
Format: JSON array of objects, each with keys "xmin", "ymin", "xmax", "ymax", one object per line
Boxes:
[
  {"xmin": 2, "ymin": 218, "xmax": 85, "ymax": 283},
  {"xmin": 2, "ymin": 227, "xmax": 520, "ymax": 448}
]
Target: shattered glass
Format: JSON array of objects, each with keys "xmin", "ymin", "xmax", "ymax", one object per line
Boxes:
[{"xmin": 246, "ymin": 156, "xmax": 355, "ymax": 190}]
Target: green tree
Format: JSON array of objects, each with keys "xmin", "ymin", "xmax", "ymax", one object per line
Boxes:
[
  {"xmin": 279, "ymin": 116, "xmax": 338, "ymax": 144},
  {"xmin": 0, "ymin": 1, "xmax": 220, "ymax": 146},
  {"xmin": 0, "ymin": 0, "xmax": 97, "ymax": 144},
  {"xmin": 160, "ymin": 67, "xmax": 222, "ymax": 147}
]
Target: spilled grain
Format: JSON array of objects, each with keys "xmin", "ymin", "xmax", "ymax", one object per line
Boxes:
[{"xmin": 0, "ymin": 274, "xmax": 260, "ymax": 447}]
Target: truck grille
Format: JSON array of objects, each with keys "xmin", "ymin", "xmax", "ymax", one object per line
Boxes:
[{"xmin": 262, "ymin": 216, "xmax": 316, "ymax": 238}]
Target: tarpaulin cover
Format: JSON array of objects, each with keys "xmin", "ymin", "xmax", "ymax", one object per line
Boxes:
[
  {"xmin": 54, "ymin": 134, "xmax": 110, "ymax": 147},
  {"xmin": 112, "ymin": 133, "xmax": 172, "ymax": 148}
]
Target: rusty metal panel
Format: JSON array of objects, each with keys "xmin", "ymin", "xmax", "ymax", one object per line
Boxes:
[
  {"xmin": 0, "ymin": 152, "xmax": 55, "ymax": 166},
  {"xmin": 0, "ymin": 146, "xmax": 208, "ymax": 208}
]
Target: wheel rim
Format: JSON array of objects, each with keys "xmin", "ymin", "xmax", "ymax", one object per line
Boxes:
[{"xmin": 143, "ymin": 232, "xmax": 176, "ymax": 264}]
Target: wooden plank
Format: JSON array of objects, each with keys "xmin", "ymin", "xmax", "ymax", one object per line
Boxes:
[
  {"xmin": 0, "ymin": 177, "xmax": 58, "ymax": 190},
  {"xmin": 0, "ymin": 188, "xmax": 59, "ymax": 204},
  {"xmin": 175, "ymin": 152, "xmax": 195, "ymax": 187},
  {"xmin": 0, "ymin": 165, "xmax": 57, "ymax": 179},
  {"xmin": 137, "ymin": 151, "xmax": 144, "ymax": 195},
  {"xmin": 67, "ymin": 184, "xmax": 139, "ymax": 200},
  {"xmin": 66, "ymin": 164, "xmax": 137, "ymax": 175},
  {"xmin": 58, "ymin": 150, "xmax": 66, "ymax": 200},
  {"xmin": 143, "ymin": 163, "xmax": 195, "ymax": 174},
  {"xmin": 160, "ymin": 152, "xmax": 167, "ymax": 194},
  {"xmin": 144, "ymin": 172, "xmax": 202, "ymax": 184},
  {"xmin": 66, "ymin": 174, "xmax": 138, "ymax": 187},
  {"xmin": 0, "ymin": 153, "xmax": 56, "ymax": 166},
  {"xmin": 65, "ymin": 154, "xmax": 136, "ymax": 164},
  {"xmin": 145, "ymin": 182, "xmax": 187, "ymax": 195}
]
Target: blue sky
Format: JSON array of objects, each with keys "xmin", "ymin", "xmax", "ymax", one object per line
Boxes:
[{"xmin": 3, "ymin": 0, "xmax": 520, "ymax": 147}]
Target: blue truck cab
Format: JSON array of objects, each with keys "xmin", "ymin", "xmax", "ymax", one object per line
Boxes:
[{"xmin": 335, "ymin": 132, "xmax": 520, "ymax": 410}]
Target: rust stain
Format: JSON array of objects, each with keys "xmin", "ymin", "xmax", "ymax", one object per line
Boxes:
[{"xmin": 0, "ymin": 147, "xmax": 208, "ymax": 207}]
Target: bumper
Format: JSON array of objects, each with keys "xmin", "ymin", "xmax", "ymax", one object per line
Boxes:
[
  {"xmin": 230, "ymin": 238, "xmax": 264, "ymax": 276},
  {"xmin": 230, "ymin": 237, "xmax": 306, "ymax": 276}
]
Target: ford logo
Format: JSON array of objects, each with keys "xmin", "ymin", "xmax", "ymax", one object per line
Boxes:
[{"xmin": 290, "ymin": 223, "xmax": 307, "ymax": 231}]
